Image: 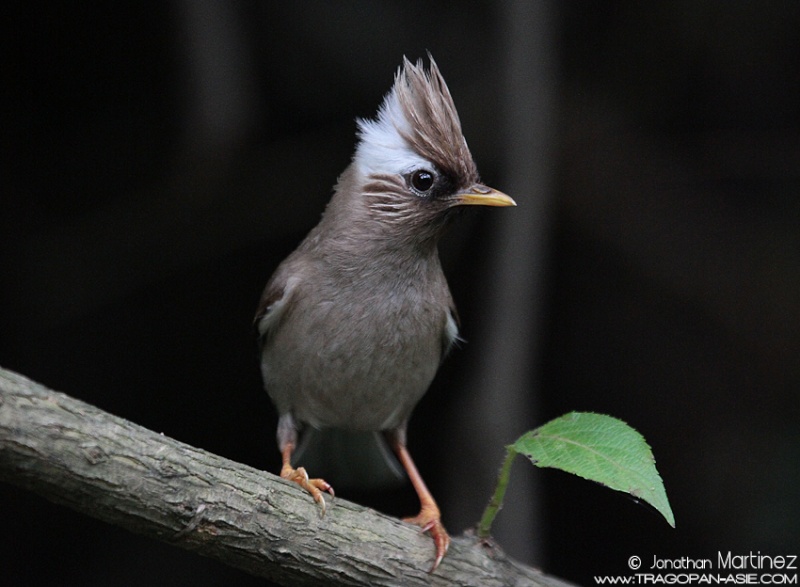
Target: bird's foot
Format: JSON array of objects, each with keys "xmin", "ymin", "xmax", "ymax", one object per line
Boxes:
[
  {"xmin": 403, "ymin": 504, "xmax": 450, "ymax": 572},
  {"xmin": 280, "ymin": 464, "xmax": 334, "ymax": 515}
]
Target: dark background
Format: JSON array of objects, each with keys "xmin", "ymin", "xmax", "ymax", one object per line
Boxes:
[{"xmin": 3, "ymin": 2, "xmax": 798, "ymax": 585}]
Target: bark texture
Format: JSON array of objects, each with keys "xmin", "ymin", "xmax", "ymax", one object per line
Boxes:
[{"xmin": 0, "ymin": 366, "xmax": 573, "ymax": 587}]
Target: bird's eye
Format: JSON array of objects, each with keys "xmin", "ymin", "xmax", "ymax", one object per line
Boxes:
[{"xmin": 410, "ymin": 169, "xmax": 435, "ymax": 193}]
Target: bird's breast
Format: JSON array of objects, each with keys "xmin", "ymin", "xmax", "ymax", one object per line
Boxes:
[{"xmin": 261, "ymin": 275, "xmax": 449, "ymax": 431}]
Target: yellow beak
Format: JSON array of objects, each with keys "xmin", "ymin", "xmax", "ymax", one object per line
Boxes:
[{"xmin": 453, "ymin": 184, "xmax": 516, "ymax": 207}]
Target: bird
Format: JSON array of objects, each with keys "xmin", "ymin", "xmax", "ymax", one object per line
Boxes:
[{"xmin": 255, "ymin": 55, "xmax": 515, "ymax": 572}]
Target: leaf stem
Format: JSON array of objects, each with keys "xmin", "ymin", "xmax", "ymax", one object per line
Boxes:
[{"xmin": 476, "ymin": 446, "xmax": 517, "ymax": 539}]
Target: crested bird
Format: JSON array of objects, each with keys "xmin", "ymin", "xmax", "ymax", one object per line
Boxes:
[{"xmin": 255, "ymin": 56, "xmax": 515, "ymax": 571}]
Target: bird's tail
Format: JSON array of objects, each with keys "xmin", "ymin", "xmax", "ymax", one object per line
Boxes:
[{"xmin": 294, "ymin": 428, "xmax": 405, "ymax": 491}]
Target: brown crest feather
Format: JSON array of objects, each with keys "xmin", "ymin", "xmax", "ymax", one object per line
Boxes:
[{"xmin": 393, "ymin": 57, "xmax": 479, "ymax": 184}]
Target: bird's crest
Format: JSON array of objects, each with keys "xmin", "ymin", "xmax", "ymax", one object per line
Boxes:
[{"xmin": 354, "ymin": 56, "xmax": 479, "ymax": 185}]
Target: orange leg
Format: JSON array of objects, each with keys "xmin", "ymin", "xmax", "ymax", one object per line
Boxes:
[
  {"xmin": 391, "ymin": 439, "xmax": 450, "ymax": 572},
  {"xmin": 280, "ymin": 442, "xmax": 334, "ymax": 514}
]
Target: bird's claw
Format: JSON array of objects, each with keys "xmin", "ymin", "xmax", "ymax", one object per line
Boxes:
[
  {"xmin": 281, "ymin": 465, "xmax": 334, "ymax": 515},
  {"xmin": 403, "ymin": 507, "xmax": 450, "ymax": 572}
]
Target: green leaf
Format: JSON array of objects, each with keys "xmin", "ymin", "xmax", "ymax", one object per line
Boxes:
[{"xmin": 513, "ymin": 411, "xmax": 675, "ymax": 527}]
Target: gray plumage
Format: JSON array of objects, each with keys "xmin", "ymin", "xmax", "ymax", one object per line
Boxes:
[{"xmin": 254, "ymin": 56, "xmax": 514, "ymax": 568}]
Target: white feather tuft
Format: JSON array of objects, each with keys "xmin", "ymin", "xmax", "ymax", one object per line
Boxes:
[{"xmin": 354, "ymin": 86, "xmax": 432, "ymax": 178}]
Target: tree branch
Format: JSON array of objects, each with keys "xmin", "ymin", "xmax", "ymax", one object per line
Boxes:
[{"xmin": 0, "ymin": 366, "xmax": 573, "ymax": 587}]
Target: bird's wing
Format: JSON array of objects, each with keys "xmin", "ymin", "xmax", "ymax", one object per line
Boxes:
[
  {"xmin": 254, "ymin": 271, "xmax": 298, "ymax": 347},
  {"xmin": 441, "ymin": 304, "xmax": 462, "ymax": 361}
]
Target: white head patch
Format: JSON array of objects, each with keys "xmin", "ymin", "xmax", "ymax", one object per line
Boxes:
[{"xmin": 353, "ymin": 86, "xmax": 433, "ymax": 178}]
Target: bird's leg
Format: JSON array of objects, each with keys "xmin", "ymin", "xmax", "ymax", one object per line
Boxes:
[
  {"xmin": 277, "ymin": 415, "xmax": 334, "ymax": 514},
  {"xmin": 387, "ymin": 431, "xmax": 450, "ymax": 572}
]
